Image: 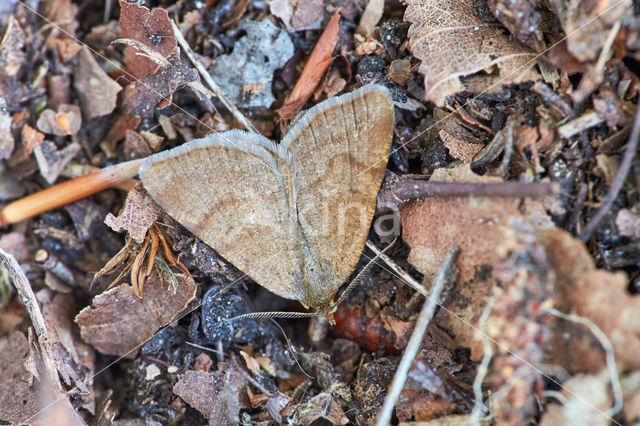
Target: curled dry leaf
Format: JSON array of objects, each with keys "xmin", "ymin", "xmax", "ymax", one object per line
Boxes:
[
  {"xmin": 75, "ymin": 270, "xmax": 196, "ymax": 357},
  {"xmin": 73, "ymin": 46, "xmax": 122, "ymax": 120},
  {"xmin": 104, "ymin": 183, "xmax": 164, "ymax": 243},
  {"xmin": 277, "ymin": 12, "xmax": 340, "ymax": 127},
  {"xmin": 404, "ymin": 0, "xmax": 538, "ymax": 106}
]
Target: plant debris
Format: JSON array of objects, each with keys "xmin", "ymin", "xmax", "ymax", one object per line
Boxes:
[{"xmin": 2, "ymin": 0, "xmax": 640, "ymax": 423}]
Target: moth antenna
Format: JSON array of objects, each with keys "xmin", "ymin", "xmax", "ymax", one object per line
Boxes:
[
  {"xmin": 269, "ymin": 319, "xmax": 315, "ymax": 379},
  {"xmin": 229, "ymin": 311, "xmax": 320, "ymax": 321},
  {"xmin": 335, "ymin": 237, "xmax": 399, "ymax": 307}
]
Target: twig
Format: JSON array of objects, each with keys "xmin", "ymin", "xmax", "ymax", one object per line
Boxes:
[
  {"xmin": 365, "ymin": 239, "xmax": 427, "ymax": 296},
  {"xmin": 0, "ymin": 158, "xmax": 144, "ymax": 225},
  {"xmin": 375, "ymin": 248, "xmax": 459, "ymax": 426},
  {"xmin": 0, "ymin": 249, "xmax": 84, "ymax": 424},
  {"xmin": 170, "ymin": 20, "xmax": 259, "ymax": 134},
  {"xmin": 557, "ymin": 110, "xmax": 604, "ymax": 139},
  {"xmin": 377, "ymin": 178, "xmax": 557, "ymax": 212},
  {"xmin": 466, "ymin": 296, "xmax": 496, "ymax": 425},
  {"xmin": 532, "ymin": 81, "xmax": 574, "ymax": 119},
  {"xmin": 544, "ymin": 308, "xmax": 623, "ymax": 416},
  {"xmin": 580, "ymin": 102, "xmax": 640, "ymax": 241},
  {"xmin": 232, "ymin": 355, "xmax": 273, "ymax": 397}
]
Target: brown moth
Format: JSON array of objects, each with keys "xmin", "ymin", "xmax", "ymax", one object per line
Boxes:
[{"xmin": 139, "ymin": 84, "xmax": 394, "ymax": 323}]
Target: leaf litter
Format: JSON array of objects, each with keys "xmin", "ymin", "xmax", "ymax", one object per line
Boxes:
[{"xmin": 1, "ymin": 0, "xmax": 640, "ymax": 424}]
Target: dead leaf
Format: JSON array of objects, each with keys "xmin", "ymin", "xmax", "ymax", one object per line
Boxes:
[
  {"xmin": 73, "ymin": 46, "xmax": 122, "ymax": 120},
  {"xmin": 36, "ymin": 104, "xmax": 82, "ymax": 136},
  {"xmin": 0, "ymin": 16, "xmax": 26, "ymax": 77},
  {"xmin": 539, "ymin": 227, "xmax": 640, "ymax": 372},
  {"xmin": 75, "ymin": 271, "xmax": 196, "ymax": 357},
  {"xmin": 290, "ymin": 392, "xmax": 349, "ymax": 425},
  {"xmin": 615, "ymin": 208, "xmax": 640, "ymax": 237},
  {"xmin": 540, "ymin": 372, "xmax": 612, "ymax": 426},
  {"xmin": 0, "ymin": 232, "xmax": 29, "ymax": 262},
  {"xmin": 104, "ymin": 183, "xmax": 163, "ymax": 243},
  {"xmin": 277, "ymin": 12, "xmax": 340, "ymax": 127},
  {"xmin": 173, "ymin": 363, "xmax": 248, "ymax": 422},
  {"xmin": 265, "ymin": 391, "xmax": 291, "ymax": 423},
  {"xmin": 399, "ymin": 165, "xmax": 553, "ymax": 359},
  {"xmin": 194, "ymin": 352, "xmax": 212, "ymax": 372},
  {"xmin": 210, "ymin": 20, "xmax": 294, "ymax": 108},
  {"xmin": 441, "ymin": 128, "xmax": 483, "ymax": 163},
  {"xmin": 118, "ymin": 0, "xmax": 177, "ymax": 79},
  {"xmin": 0, "ymin": 98, "xmax": 15, "ymax": 160},
  {"xmin": 33, "ymin": 141, "xmax": 82, "ymax": 185},
  {"xmin": 404, "ymin": 0, "xmax": 538, "ymax": 106},
  {"xmin": 123, "ymin": 130, "xmax": 154, "ymax": 160},
  {"xmin": 0, "ymin": 332, "xmax": 40, "ymax": 423},
  {"xmin": 240, "ymin": 350, "xmax": 261, "ymax": 375},
  {"xmin": 269, "ymin": 0, "xmax": 324, "ymax": 32},
  {"xmin": 21, "ymin": 124, "xmax": 44, "ymax": 155},
  {"xmin": 548, "ymin": 0, "xmax": 629, "ymax": 63}
]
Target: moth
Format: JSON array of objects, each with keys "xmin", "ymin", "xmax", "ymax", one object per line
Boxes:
[{"xmin": 139, "ymin": 85, "xmax": 394, "ymax": 323}]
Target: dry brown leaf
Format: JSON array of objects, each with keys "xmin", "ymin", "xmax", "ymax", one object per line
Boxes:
[
  {"xmin": 33, "ymin": 141, "xmax": 82, "ymax": 185},
  {"xmin": 173, "ymin": 363, "xmax": 248, "ymax": 422},
  {"xmin": 548, "ymin": 0, "xmax": 629, "ymax": 63},
  {"xmin": 240, "ymin": 350, "xmax": 261, "ymax": 376},
  {"xmin": 539, "ymin": 227, "xmax": 640, "ymax": 372},
  {"xmin": 104, "ymin": 183, "xmax": 164, "ymax": 243},
  {"xmin": 404, "ymin": 0, "xmax": 538, "ymax": 106},
  {"xmin": 0, "ymin": 16, "xmax": 26, "ymax": 78},
  {"xmin": 75, "ymin": 271, "xmax": 196, "ymax": 357},
  {"xmin": 399, "ymin": 165, "xmax": 553, "ymax": 359},
  {"xmin": 118, "ymin": 0, "xmax": 177, "ymax": 79},
  {"xmin": 615, "ymin": 208, "xmax": 640, "ymax": 237},
  {"xmin": 0, "ymin": 232, "xmax": 29, "ymax": 262},
  {"xmin": 277, "ymin": 12, "xmax": 340, "ymax": 127},
  {"xmin": 269, "ymin": 0, "xmax": 324, "ymax": 32},
  {"xmin": 73, "ymin": 46, "xmax": 122, "ymax": 120},
  {"xmin": 193, "ymin": 352, "xmax": 212, "ymax": 372},
  {"xmin": 21, "ymin": 124, "xmax": 44, "ymax": 156}
]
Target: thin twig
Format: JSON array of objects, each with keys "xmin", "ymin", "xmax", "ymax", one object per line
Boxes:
[
  {"xmin": 544, "ymin": 308, "xmax": 623, "ymax": 416},
  {"xmin": 375, "ymin": 248, "xmax": 459, "ymax": 426},
  {"xmin": 377, "ymin": 178, "xmax": 557, "ymax": 212},
  {"xmin": 0, "ymin": 249, "xmax": 84, "ymax": 424},
  {"xmin": 365, "ymin": 239, "xmax": 427, "ymax": 296},
  {"xmin": 0, "ymin": 158, "xmax": 144, "ymax": 225},
  {"xmin": 580, "ymin": 103, "xmax": 640, "ymax": 241},
  {"xmin": 171, "ymin": 20, "xmax": 259, "ymax": 134},
  {"xmin": 466, "ymin": 296, "xmax": 496, "ymax": 425}
]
